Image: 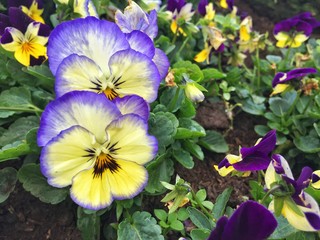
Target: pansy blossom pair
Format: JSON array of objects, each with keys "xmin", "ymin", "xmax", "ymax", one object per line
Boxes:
[{"xmin": 38, "ymin": 9, "xmax": 169, "ymax": 210}]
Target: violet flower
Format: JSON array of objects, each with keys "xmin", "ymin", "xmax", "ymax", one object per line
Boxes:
[
  {"xmin": 215, "ymin": 130, "xmax": 277, "ymax": 176},
  {"xmin": 265, "ymin": 154, "xmax": 320, "ymax": 232},
  {"xmin": 197, "ymin": 0, "xmax": 208, "ymax": 16},
  {"xmin": 208, "ymin": 201, "xmax": 277, "ymax": 240},
  {"xmin": 274, "ymin": 12, "xmax": 320, "ymax": 48},
  {"xmin": 272, "ymin": 68, "xmax": 317, "ymax": 87}
]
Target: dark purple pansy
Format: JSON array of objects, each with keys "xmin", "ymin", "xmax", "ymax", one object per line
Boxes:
[
  {"xmin": 274, "ymin": 12, "xmax": 320, "ymax": 36},
  {"xmin": 226, "ymin": 0, "xmax": 234, "ymax": 10},
  {"xmin": 232, "ymin": 129, "xmax": 277, "ymax": 171},
  {"xmin": 8, "ymin": 0, "xmax": 43, "ymax": 9},
  {"xmin": 208, "ymin": 201, "xmax": 277, "ymax": 240},
  {"xmin": 167, "ymin": 0, "xmax": 186, "ymax": 12},
  {"xmin": 272, "ymin": 68, "xmax": 317, "ymax": 87},
  {"xmin": 197, "ymin": 0, "xmax": 208, "ymax": 16}
]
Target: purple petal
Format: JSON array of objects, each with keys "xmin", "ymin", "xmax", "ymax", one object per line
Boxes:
[
  {"xmin": 144, "ymin": 10, "xmax": 158, "ymax": 40},
  {"xmin": 9, "ymin": 7, "xmax": 33, "ymax": 33},
  {"xmin": 37, "ymin": 22, "xmax": 51, "ymax": 37},
  {"xmin": 153, "ymin": 48, "xmax": 170, "ymax": 79},
  {"xmin": 295, "ymin": 21, "xmax": 313, "ymax": 36},
  {"xmin": 222, "ymin": 201, "xmax": 277, "ymax": 240},
  {"xmin": 197, "ymin": 0, "xmax": 208, "ymax": 16},
  {"xmin": 113, "ymin": 95, "xmax": 150, "ymax": 120},
  {"xmin": 292, "ymin": 12, "xmax": 320, "ymax": 29},
  {"xmin": 218, "ymin": 158, "xmax": 232, "ymax": 169},
  {"xmin": 48, "ymin": 17, "xmax": 129, "ymax": 75},
  {"xmin": 207, "ymin": 216, "xmax": 228, "ymax": 240},
  {"xmin": 37, "ymin": 91, "xmax": 121, "ymax": 147},
  {"xmin": 0, "ymin": 14, "xmax": 10, "ymax": 36},
  {"xmin": 305, "ymin": 212, "xmax": 320, "ymax": 231},
  {"xmin": 233, "ymin": 153, "xmax": 270, "ymax": 171},
  {"xmin": 227, "ymin": 0, "xmax": 234, "ymax": 10},
  {"xmin": 0, "ymin": 28, "xmax": 14, "ymax": 44},
  {"xmin": 167, "ymin": 0, "xmax": 186, "ymax": 12},
  {"xmin": 125, "ymin": 30, "xmax": 155, "ymax": 58},
  {"xmin": 272, "ymin": 68, "xmax": 317, "ymax": 87}
]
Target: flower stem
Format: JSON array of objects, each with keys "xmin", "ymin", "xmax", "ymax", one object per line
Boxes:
[{"xmin": 255, "ymin": 48, "xmax": 261, "ymax": 89}]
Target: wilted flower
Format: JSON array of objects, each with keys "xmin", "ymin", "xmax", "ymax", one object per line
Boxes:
[
  {"xmin": 208, "ymin": 201, "xmax": 277, "ymax": 240},
  {"xmin": 215, "ymin": 130, "xmax": 277, "ymax": 177},
  {"xmin": 274, "ymin": 12, "xmax": 320, "ymax": 48},
  {"xmin": 265, "ymin": 154, "xmax": 320, "ymax": 231},
  {"xmin": 1, "ymin": 21, "xmax": 50, "ymax": 66},
  {"xmin": 38, "ymin": 91, "xmax": 158, "ymax": 210},
  {"xmin": 47, "ymin": 17, "xmax": 168, "ymax": 101},
  {"xmin": 271, "ymin": 67, "xmax": 317, "ymax": 95}
]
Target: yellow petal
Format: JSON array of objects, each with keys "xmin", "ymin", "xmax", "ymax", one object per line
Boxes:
[
  {"xmin": 107, "ymin": 159, "xmax": 148, "ymax": 199},
  {"xmin": 14, "ymin": 47, "xmax": 30, "ymax": 66},
  {"xmin": 214, "ymin": 164, "xmax": 234, "ymax": 177},
  {"xmin": 220, "ymin": 0, "xmax": 228, "ymax": 9},
  {"xmin": 271, "ymin": 84, "xmax": 289, "ymax": 96},
  {"xmin": 194, "ymin": 48, "xmax": 210, "ymax": 63},
  {"xmin": 225, "ymin": 154, "xmax": 241, "ymax": 164},
  {"xmin": 71, "ymin": 168, "xmax": 112, "ymax": 210},
  {"xmin": 41, "ymin": 126, "xmax": 96, "ymax": 187}
]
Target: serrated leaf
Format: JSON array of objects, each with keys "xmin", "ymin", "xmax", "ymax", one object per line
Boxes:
[
  {"xmin": 174, "ymin": 118, "xmax": 206, "ymax": 139},
  {"xmin": 269, "ymin": 216, "xmax": 297, "ymax": 239},
  {"xmin": 187, "ymin": 207, "xmax": 213, "ymax": 230},
  {"xmin": 149, "ymin": 112, "xmax": 179, "ymax": 148},
  {"xmin": 287, "ymin": 231, "xmax": 316, "ymax": 240},
  {"xmin": 77, "ymin": 207, "xmax": 99, "ymax": 240},
  {"xmin": 0, "ymin": 116, "xmax": 39, "ymax": 147},
  {"xmin": 146, "ymin": 157, "xmax": 174, "ymax": 194},
  {"xmin": 212, "ymin": 187, "xmax": 233, "ymax": 219},
  {"xmin": 0, "ymin": 86, "xmax": 33, "ymax": 108},
  {"xmin": 199, "ymin": 130, "xmax": 228, "ymax": 153},
  {"xmin": 118, "ymin": 211, "xmax": 164, "ymax": 240},
  {"xmin": 0, "ymin": 167, "xmax": 17, "ymax": 203},
  {"xmin": 18, "ymin": 163, "xmax": 68, "ymax": 204}
]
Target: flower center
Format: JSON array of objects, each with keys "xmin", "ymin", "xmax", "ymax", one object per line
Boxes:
[
  {"xmin": 93, "ymin": 152, "xmax": 120, "ymax": 178},
  {"xmin": 21, "ymin": 42, "xmax": 32, "ymax": 53},
  {"xmin": 103, "ymin": 87, "xmax": 119, "ymax": 100}
]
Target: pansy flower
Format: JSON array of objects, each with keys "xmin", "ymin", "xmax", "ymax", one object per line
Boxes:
[
  {"xmin": 208, "ymin": 201, "xmax": 277, "ymax": 240},
  {"xmin": 38, "ymin": 91, "xmax": 158, "ymax": 210},
  {"xmin": 167, "ymin": 0, "xmax": 186, "ymax": 12},
  {"xmin": 47, "ymin": 17, "xmax": 163, "ymax": 102},
  {"xmin": 197, "ymin": 0, "xmax": 215, "ymax": 21},
  {"xmin": 271, "ymin": 68, "xmax": 317, "ymax": 95},
  {"xmin": 274, "ymin": 12, "xmax": 320, "ymax": 48},
  {"xmin": 1, "ymin": 21, "xmax": 50, "ymax": 66},
  {"xmin": 215, "ymin": 129, "xmax": 276, "ymax": 177},
  {"xmin": 115, "ymin": 1, "xmax": 158, "ymax": 40},
  {"xmin": 7, "ymin": 0, "xmax": 44, "ymax": 23},
  {"xmin": 55, "ymin": 0, "xmax": 98, "ymax": 18},
  {"xmin": 194, "ymin": 26, "xmax": 225, "ymax": 63},
  {"xmin": 265, "ymin": 154, "xmax": 320, "ymax": 231}
]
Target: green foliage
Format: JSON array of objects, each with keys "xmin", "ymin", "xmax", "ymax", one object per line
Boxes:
[
  {"xmin": 118, "ymin": 211, "xmax": 164, "ymax": 240},
  {"xmin": 0, "ymin": 167, "xmax": 17, "ymax": 203}
]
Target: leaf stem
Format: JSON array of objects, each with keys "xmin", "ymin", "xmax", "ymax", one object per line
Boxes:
[{"xmin": 190, "ymin": 189, "xmax": 215, "ymax": 222}]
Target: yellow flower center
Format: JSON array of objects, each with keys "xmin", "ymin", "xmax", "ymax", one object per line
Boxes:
[
  {"xmin": 103, "ymin": 87, "xmax": 119, "ymax": 100},
  {"xmin": 21, "ymin": 41, "xmax": 33, "ymax": 53},
  {"xmin": 93, "ymin": 152, "xmax": 120, "ymax": 178}
]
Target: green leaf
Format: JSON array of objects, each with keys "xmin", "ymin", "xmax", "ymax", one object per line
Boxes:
[
  {"xmin": 269, "ymin": 97, "xmax": 291, "ymax": 117},
  {"xmin": 149, "ymin": 112, "xmax": 179, "ymax": 148},
  {"xmin": 177, "ymin": 208, "xmax": 189, "ymax": 221},
  {"xmin": 202, "ymin": 68, "xmax": 226, "ymax": 82},
  {"xmin": 77, "ymin": 207, "xmax": 100, "ymax": 240},
  {"xmin": 199, "ymin": 130, "xmax": 228, "ymax": 153},
  {"xmin": 18, "ymin": 163, "xmax": 68, "ymax": 204},
  {"xmin": 175, "ymin": 118, "xmax": 206, "ymax": 139},
  {"xmin": 0, "ymin": 116, "xmax": 39, "ymax": 146},
  {"xmin": 0, "ymin": 141, "xmax": 30, "ymax": 162},
  {"xmin": 212, "ymin": 187, "xmax": 233, "ymax": 219},
  {"xmin": 274, "ymin": 197, "xmax": 285, "ymax": 216},
  {"xmin": 249, "ymin": 180, "xmax": 265, "ymax": 201},
  {"xmin": 118, "ymin": 211, "xmax": 164, "ymax": 240},
  {"xmin": 173, "ymin": 148, "xmax": 194, "ymax": 169},
  {"xmin": 170, "ymin": 220, "xmax": 184, "ymax": 231},
  {"xmin": 254, "ymin": 125, "xmax": 270, "ymax": 136},
  {"xmin": 241, "ymin": 98, "xmax": 266, "ymax": 115},
  {"xmin": 0, "ymin": 167, "xmax": 17, "ymax": 203},
  {"xmin": 187, "ymin": 207, "xmax": 213, "ymax": 230},
  {"xmin": 182, "ymin": 140, "xmax": 204, "ymax": 160},
  {"xmin": 294, "ymin": 135, "xmax": 320, "ymax": 153},
  {"xmin": 145, "ymin": 156, "xmax": 174, "ymax": 194},
  {"xmin": 159, "ymin": 87, "xmax": 184, "ymax": 112},
  {"xmin": 196, "ymin": 189, "xmax": 207, "ymax": 202},
  {"xmin": 24, "ymin": 64, "xmax": 54, "ymax": 89},
  {"xmin": 154, "ymin": 209, "xmax": 167, "ymax": 221},
  {"xmin": 178, "ymin": 98, "xmax": 196, "ymax": 118},
  {"xmin": 266, "ymin": 55, "xmax": 282, "ymax": 64},
  {"xmin": 173, "ymin": 61, "xmax": 204, "ymax": 82},
  {"xmin": 287, "ymin": 231, "xmax": 317, "ymax": 240},
  {"xmin": 190, "ymin": 229, "xmax": 211, "ymax": 240},
  {"xmin": 269, "ymin": 216, "xmax": 297, "ymax": 239}
]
